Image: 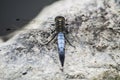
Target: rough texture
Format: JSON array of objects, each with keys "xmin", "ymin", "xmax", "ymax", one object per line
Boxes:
[{"xmin": 0, "ymin": 0, "xmax": 120, "ymax": 80}]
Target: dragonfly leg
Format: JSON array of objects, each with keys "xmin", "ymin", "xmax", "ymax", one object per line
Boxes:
[
  {"xmin": 53, "ymin": 38, "xmax": 57, "ymax": 43},
  {"xmin": 50, "ymin": 29, "xmax": 56, "ymax": 34},
  {"xmin": 64, "ymin": 35, "xmax": 75, "ymax": 48},
  {"xmin": 44, "ymin": 33, "xmax": 57, "ymax": 45},
  {"xmin": 64, "ymin": 27, "xmax": 69, "ymax": 34}
]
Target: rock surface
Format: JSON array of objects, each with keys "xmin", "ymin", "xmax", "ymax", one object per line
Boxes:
[{"xmin": 0, "ymin": 0, "xmax": 120, "ymax": 80}]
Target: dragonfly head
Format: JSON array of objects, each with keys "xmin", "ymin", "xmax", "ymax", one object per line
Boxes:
[{"xmin": 55, "ymin": 16, "xmax": 65, "ymax": 24}]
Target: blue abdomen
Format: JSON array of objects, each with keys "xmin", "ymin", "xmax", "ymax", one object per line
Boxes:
[
  {"xmin": 57, "ymin": 32, "xmax": 65, "ymax": 67},
  {"xmin": 57, "ymin": 32, "xmax": 65, "ymax": 53}
]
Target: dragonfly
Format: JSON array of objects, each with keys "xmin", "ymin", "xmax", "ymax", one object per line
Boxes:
[{"xmin": 44, "ymin": 16, "xmax": 74, "ymax": 68}]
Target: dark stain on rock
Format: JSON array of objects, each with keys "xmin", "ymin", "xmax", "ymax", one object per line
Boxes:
[{"xmin": 22, "ymin": 72, "xmax": 27, "ymax": 75}]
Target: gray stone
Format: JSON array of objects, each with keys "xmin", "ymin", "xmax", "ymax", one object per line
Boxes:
[{"xmin": 0, "ymin": 0, "xmax": 120, "ymax": 80}]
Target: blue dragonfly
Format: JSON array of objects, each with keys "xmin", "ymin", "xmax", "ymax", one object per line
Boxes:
[{"xmin": 45, "ymin": 16, "xmax": 74, "ymax": 68}]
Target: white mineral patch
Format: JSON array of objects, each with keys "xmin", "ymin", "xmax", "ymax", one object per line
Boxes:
[{"xmin": 0, "ymin": 0, "xmax": 120, "ymax": 80}]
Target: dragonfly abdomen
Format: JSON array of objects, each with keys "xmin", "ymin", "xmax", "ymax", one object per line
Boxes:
[{"xmin": 57, "ymin": 32, "xmax": 65, "ymax": 67}]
